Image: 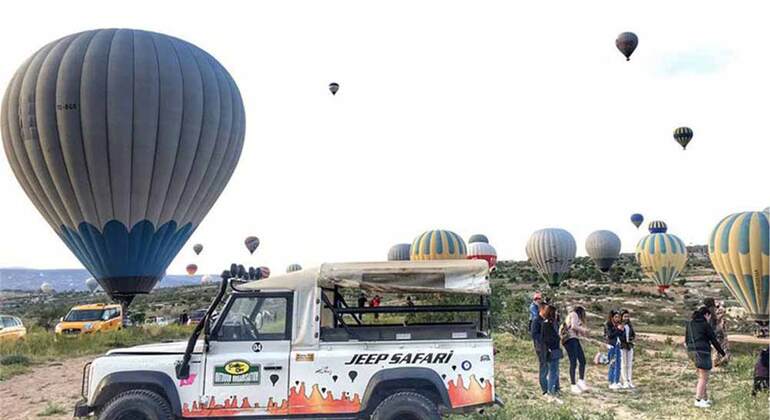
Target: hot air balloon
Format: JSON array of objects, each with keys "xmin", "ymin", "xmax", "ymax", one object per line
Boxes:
[
  {"xmin": 201, "ymin": 274, "xmax": 215, "ymax": 284},
  {"xmin": 468, "ymin": 234, "xmax": 489, "ymax": 244},
  {"xmin": 467, "ymin": 242, "xmax": 498, "ymax": 269},
  {"xmin": 764, "ymin": 206, "xmax": 770, "ymax": 214},
  {"xmin": 40, "ymin": 282, "xmax": 54, "ymax": 294},
  {"xmin": 329, "ymin": 82, "xmax": 339, "ymax": 95},
  {"xmin": 193, "ymin": 244, "xmax": 203, "ymax": 255},
  {"xmin": 245, "ymin": 236, "xmax": 260, "ymax": 254},
  {"xmin": 410, "ymin": 230, "xmax": 467, "ymax": 260},
  {"xmin": 387, "ymin": 243, "xmax": 411, "ymax": 261},
  {"xmin": 258, "ymin": 266, "xmax": 271, "ymax": 279},
  {"xmin": 85, "ymin": 277, "xmax": 99, "ymax": 293},
  {"xmin": 630, "ymin": 214, "xmax": 644, "ymax": 229},
  {"xmin": 526, "ymin": 228, "xmax": 577, "ymax": 288},
  {"xmin": 673, "ymin": 127, "xmax": 693, "ymax": 150},
  {"xmin": 286, "ymin": 264, "xmax": 302, "ymax": 273},
  {"xmin": 186, "ymin": 264, "xmax": 198, "ymax": 276},
  {"xmin": 1, "ymin": 29, "xmax": 246, "ymax": 308},
  {"xmin": 635, "ymin": 224, "xmax": 687, "ymax": 293},
  {"xmin": 709, "ymin": 211, "xmax": 769, "ymax": 322},
  {"xmin": 616, "ymin": 32, "xmax": 638, "ymax": 61},
  {"xmin": 648, "ymin": 220, "xmax": 668, "ymax": 233},
  {"xmin": 585, "ymin": 230, "xmax": 622, "ymax": 273}
]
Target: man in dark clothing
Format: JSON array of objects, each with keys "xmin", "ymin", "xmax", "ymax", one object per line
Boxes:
[
  {"xmin": 532, "ymin": 304, "xmax": 563, "ymax": 402},
  {"xmin": 753, "ymin": 348, "xmax": 769, "ymax": 396},
  {"xmin": 357, "ymin": 293, "xmax": 367, "ymax": 322},
  {"xmin": 685, "ymin": 306, "xmax": 727, "ymax": 408}
]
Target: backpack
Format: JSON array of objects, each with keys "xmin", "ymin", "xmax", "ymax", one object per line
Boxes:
[{"xmin": 559, "ymin": 319, "xmax": 570, "ymax": 344}]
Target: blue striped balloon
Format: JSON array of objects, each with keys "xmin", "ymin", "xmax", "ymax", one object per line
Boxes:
[{"xmin": 410, "ymin": 230, "xmax": 467, "ymax": 260}]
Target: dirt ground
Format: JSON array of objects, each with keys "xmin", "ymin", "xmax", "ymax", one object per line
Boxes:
[
  {"xmin": 638, "ymin": 332, "xmax": 770, "ymax": 345},
  {"xmin": 0, "ymin": 356, "xmax": 91, "ymax": 420}
]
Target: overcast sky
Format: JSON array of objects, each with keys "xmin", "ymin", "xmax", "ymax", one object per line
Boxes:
[{"xmin": 0, "ymin": 1, "xmax": 767, "ymax": 275}]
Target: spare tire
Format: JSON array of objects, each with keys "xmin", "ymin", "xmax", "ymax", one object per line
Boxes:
[
  {"xmin": 371, "ymin": 391, "xmax": 441, "ymax": 420},
  {"xmin": 97, "ymin": 389, "xmax": 173, "ymax": 420}
]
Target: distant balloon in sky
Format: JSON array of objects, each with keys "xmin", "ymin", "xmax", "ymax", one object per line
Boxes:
[
  {"xmin": 709, "ymin": 211, "xmax": 769, "ymax": 322},
  {"xmin": 85, "ymin": 277, "xmax": 99, "ymax": 293},
  {"xmin": 468, "ymin": 234, "xmax": 489, "ymax": 244},
  {"xmin": 467, "ymin": 242, "xmax": 498, "ymax": 269},
  {"xmin": 245, "ymin": 236, "xmax": 260, "ymax": 254},
  {"xmin": 186, "ymin": 264, "xmax": 198, "ymax": 276},
  {"xmin": 1, "ymin": 29, "xmax": 246, "ymax": 308},
  {"xmin": 673, "ymin": 127, "xmax": 693, "ymax": 150},
  {"xmin": 616, "ymin": 32, "xmax": 638, "ymax": 61},
  {"xmin": 40, "ymin": 282, "xmax": 54, "ymax": 294},
  {"xmin": 648, "ymin": 220, "xmax": 668, "ymax": 234},
  {"xmin": 635, "ymin": 229, "xmax": 687, "ymax": 293},
  {"xmin": 526, "ymin": 228, "xmax": 576, "ymax": 288},
  {"xmin": 585, "ymin": 230, "xmax": 622, "ymax": 273},
  {"xmin": 387, "ymin": 243, "xmax": 412, "ymax": 261},
  {"xmin": 329, "ymin": 82, "xmax": 339, "ymax": 95},
  {"xmin": 258, "ymin": 266, "xmax": 271, "ymax": 279},
  {"xmin": 286, "ymin": 264, "xmax": 302, "ymax": 273},
  {"xmin": 201, "ymin": 274, "xmax": 215, "ymax": 284},
  {"xmin": 630, "ymin": 213, "xmax": 644, "ymax": 229},
  {"xmin": 410, "ymin": 230, "xmax": 467, "ymax": 260},
  {"xmin": 193, "ymin": 244, "xmax": 203, "ymax": 255}
]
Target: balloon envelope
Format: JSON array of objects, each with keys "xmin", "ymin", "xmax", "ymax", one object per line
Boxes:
[
  {"xmin": 673, "ymin": 127, "xmax": 693, "ymax": 150},
  {"xmin": 387, "ymin": 243, "xmax": 411, "ymax": 261},
  {"xmin": 1, "ymin": 29, "xmax": 246, "ymax": 306},
  {"xmin": 85, "ymin": 277, "xmax": 99, "ymax": 292},
  {"xmin": 630, "ymin": 214, "xmax": 644, "ymax": 229},
  {"xmin": 186, "ymin": 264, "xmax": 198, "ymax": 276},
  {"xmin": 585, "ymin": 230, "xmax": 622, "ymax": 272},
  {"xmin": 201, "ymin": 274, "xmax": 215, "ymax": 284},
  {"xmin": 526, "ymin": 228, "xmax": 576, "ymax": 288},
  {"xmin": 709, "ymin": 211, "xmax": 769, "ymax": 321},
  {"xmin": 635, "ymin": 232, "xmax": 687, "ymax": 292},
  {"xmin": 329, "ymin": 82, "xmax": 339, "ymax": 95},
  {"xmin": 258, "ymin": 266, "xmax": 271, "ymax": 279},
  {"xmin": 193, "ymin": 244, "xmax": 203, "ymax": 255},
  {"xmin": 40, "ymin": 282, "xmax": 53, "ymax": 294},
  {"xmin": 616, "ymin": 32, "xmax": 638, "ymax": 61},
  {"xmin": 468, "ymin": 234, "xmax": 489, "ymax": 244},
  {"xmin": 286, "ymin": 264, "xmax": 302, "ymax": 273},
  {"xmin": 467, "ymin": 242, "xmax": 497, "ymax": 269},
  {"xmin": 410, "ymin": 230, "xmax": 467, "ymax": 260},
  {"xmin": 245, "ymin": 236, "xmax": 260, "ymax": 254},
  {"xmin": 648, "ymin": 220, "xmax": 668, "ymax": 234}
]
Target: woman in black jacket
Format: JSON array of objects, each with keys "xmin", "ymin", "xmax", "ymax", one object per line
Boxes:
[
  {"xmin": 532, "ymin": 304, "xmax": 563, "ymax": 402},
  {"xmin": 685, "ymin": 306, "xmax": 726, "ymax": 408},
  {"xmin": 619, "ymin": 309, "xmax": 636, "ymax": 389},
  {"xmin": 605, "ymin": 310, "xmax": 625, "ymax": 389}
]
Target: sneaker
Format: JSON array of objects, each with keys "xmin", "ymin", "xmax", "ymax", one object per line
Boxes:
[
  {"xmin": 694, "ymin": 399, "xmax": 710, "ymax": 408},
  {"xmin": 577, "ymin": 379, "xmax": 590, "ymax": 392},
  {"xmin": 703, "ymin": 400, "xmax": 712, "ymax": 407},
  {"xmin": 627, "ymin": 381, "xmax": 635, "ymax": 389},
  {"xmin": 621, "ymin": 383, "xmax": 631, "ymax": 389},
  {"xmin": 609, "ymin": 383, "xmax": 621, "ymax": 390},
  {"xmin": 570, "ymin": 384, "xmax": 582, "ymax": 395},
  {"xmin": 550, "ymin": 395, "xmax": 564, "ymax": 405}
]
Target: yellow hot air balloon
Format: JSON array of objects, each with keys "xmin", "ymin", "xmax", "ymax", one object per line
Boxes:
[
  {"xmin": 410, "ymin": 230, "xmax": 466, "ymax": 260},
  {"xmin": 635, "ymin": 225, "xmax": 688, "ymax": 293},
  {"xmin": 708, "ymin": 211, "xmax": 769, "ymax": 322}
]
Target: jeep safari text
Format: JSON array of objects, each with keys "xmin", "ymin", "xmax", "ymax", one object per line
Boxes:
[{"xmin": 74, "ymin": 260, "xmax": 500, "ymax": 420}]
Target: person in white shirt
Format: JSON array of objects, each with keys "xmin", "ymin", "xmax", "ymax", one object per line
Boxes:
[{"xmin": 620, "ymin": 309, "xmax": 636, "ymax": 389}]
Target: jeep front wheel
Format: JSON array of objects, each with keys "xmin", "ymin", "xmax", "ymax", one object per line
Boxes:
[
  {"xmin": 371, "ymin": 391, "xmax": 441, "ymax": 420},
  {"xmin": 98, "ymin": 389, "xmax": 173, "ymax": 420}
]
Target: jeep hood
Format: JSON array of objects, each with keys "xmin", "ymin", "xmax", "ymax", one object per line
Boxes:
[{"xmin": 106, "ymin": 340, "xmax": 202, "ymax": 355}]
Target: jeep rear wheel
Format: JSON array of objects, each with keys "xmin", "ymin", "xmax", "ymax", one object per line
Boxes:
[
  {"xmin": 371, "ymin": 391, "xmax": 441, "ymax": 420},
  {"xmin": 97, "ymin": 389, "xmax": 173, "ymax": 420}
]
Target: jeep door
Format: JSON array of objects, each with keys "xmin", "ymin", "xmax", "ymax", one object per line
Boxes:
[{"xmin": 202, "ymin": 292, "xmax": 292, "ymax": 416}]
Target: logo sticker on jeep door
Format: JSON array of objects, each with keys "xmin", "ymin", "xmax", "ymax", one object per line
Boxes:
[
  {"xmin": 214, "ymin": 360, "xmax": 260, "ymax": 385},
  {"xmin": 344, "ymin": 351, "xmax": 454, "ymax": 365}
]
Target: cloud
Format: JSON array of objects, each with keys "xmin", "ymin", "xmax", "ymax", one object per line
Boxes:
[{"xmin": 657, "ymin": 48, "xmax": 734, "ymax": 77}]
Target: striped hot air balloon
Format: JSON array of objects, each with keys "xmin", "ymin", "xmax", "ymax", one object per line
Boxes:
[
  {"xmin": 526, "ymin": 228, "xmax": 576, "ymax": 288},
  {"xmin": 1, "ymin": 29, "xmax": 245, "ymax": 307},
  {"xmin": 186, "ymin": 264, "xmax": 198, "ymax": 276},
  {"xmin": 410, "ymin": 230, "xmax": 467, "ymax": 260},
  {"xmin": 673, "ymin": 127, "xmax": 693, "ymax": 150},
  {"xmin": 467, "ymin": 242, "xmax": 497, "ymax": 269},
  {"xmin": 286, "ymin": 264, "xmax": 302, "ymax": 273},
  {"xmin": 245, "ymin": 236, "xmax": 260, "ymax": 254},
  {"xmin": 708, "ymin": 211, "xmax": 769, "ymax": 322},
  {"xmin": 85, "ymin": 277, "xmax": 99, "ymax": 293},
  {"xmin": 635, "ymin": 231, "xmax": 687, "ymax": 293},
  {"xmin": 468, "ymin": 234, "xmax": 489, "ymax": 244},
  {"xmin": 586, "ymin": 230, "xmax": 622, "ymax": 273},
  {"xmin": 387, "ymin": 243, "xmax": 411, "ymax": 261},
  {"xmin": 648, "ymin": 220, "xmax": 668, "ymax": 233}
]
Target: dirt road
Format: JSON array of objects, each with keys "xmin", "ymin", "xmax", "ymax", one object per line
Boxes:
[
  {"xmin": 0, "ymin": 356, "xmax": 91, "ymax": 420},
  {"xmin": 638, "ymin": 332, "xmax": 770, "ymax": 345}
]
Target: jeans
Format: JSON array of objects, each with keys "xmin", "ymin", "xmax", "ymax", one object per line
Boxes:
[
  {"xmin": 538, "ymin": 350, "xmax": 561, "ymax": 394},
  {"xmin": 564, "ymin": 338, "xmax": 586, "ymax": 385},
  {"xmin": 621, "ymin": 348, "xmax": 634, "ymax": 385},
  {"xmin": 608, "ymin": 344, "xmax": 621, "ymax": 384}
]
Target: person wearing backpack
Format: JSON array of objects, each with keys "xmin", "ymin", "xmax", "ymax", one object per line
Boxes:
[
  {"xmin": 685, "ymin": 306, "xmax": 726, "ymax": 408},
  {"xmin": 605, "ymin": 309, "xmax": 625, "ymax": 390},
  {"xmin": 562, "ymin": 306, "xmax": 589, "ymax": 394},
  {"xmin": 619, "ymin": 309, "xmax": 636, "ymax": 389},
  {"xmin": 532, "ymin": 303, "xmax": 564, "ymax": 403}
]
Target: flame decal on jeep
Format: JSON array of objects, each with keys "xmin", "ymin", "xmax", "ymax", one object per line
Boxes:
[{"xmin": 447, "ymin": 375, "xmax": 493, "ymax": 408}]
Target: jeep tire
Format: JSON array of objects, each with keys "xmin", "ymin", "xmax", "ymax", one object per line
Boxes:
[
  {"xmin": 371, "ymin": 391, "xmax": 441, "ymax": 420},
  {"xmin": 97, "ymin": 389, "xmax": 173, "ymax": 420}
]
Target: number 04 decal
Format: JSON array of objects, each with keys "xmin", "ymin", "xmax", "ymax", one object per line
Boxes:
[{"xmin": 252, "ymin": 342, "xmax": 262, "ymax": 353}]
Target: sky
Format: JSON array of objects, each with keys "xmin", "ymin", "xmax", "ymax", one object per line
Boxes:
[{"xmin": 0, "ymin": 1, "xmax": 767, "ymax": 276}]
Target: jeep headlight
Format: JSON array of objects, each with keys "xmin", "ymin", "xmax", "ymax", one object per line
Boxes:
[
  {"xmin": 83, "ymin": 323, "xmax": 93, "ymax": 330},
  {"xmin": 54, "ymin": 324, "xmax": 62, "ymax": 333}
]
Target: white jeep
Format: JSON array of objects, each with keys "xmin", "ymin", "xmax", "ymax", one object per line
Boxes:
[{"xmin": 74, "ymin": 260, "xmax": 500, "ymax": 420}]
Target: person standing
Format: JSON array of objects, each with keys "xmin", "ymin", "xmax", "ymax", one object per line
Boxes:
[
  {"xmin": 563, "ymin": 306, "xmax": 589, "ymax": 394},
  {"xmin": 685, "ymin": 306, "xmax": 726, "ymax": 408},
  {"xmin": 371, "ymin": 295, "xmax": 382, "ymax": 320},
  {"xmin": 605, "ymin": 310, "xmax": 625, "ymax": 390},
  {"xmin": 619, "ymin": 309, "xmax": 636, "ymax": 389},
  {"xmin": 529, "ymin": 292, "xmax": 543, "ymax": 333},
  {"xmin": 713, "ymin": 301, "xmax": 731, "ymax": 367},
  {"xmin": 357, "ymin": 292, "xmax": 367, "ymax": 322},
  {"xmin": 533, "ymin": 303, "xmax": 563, "ymax": 403}
]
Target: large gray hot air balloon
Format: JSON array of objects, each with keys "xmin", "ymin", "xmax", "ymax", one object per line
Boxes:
[
  {"xmin": 585, "ymin": 230, "xmax": 622, "ymax": 273},
  {"xmin": 286, "ymin": 264, "xmax": 302, "ymax": 273},
  {"xmin": 85, "ymin": 277, "xmax": 99, "ymax": 293},
  {"xmin": 468, "ymin": 234, "xmax": 489, "ymax": 244},
  {"xmin": 40, "ymin": 282, "xmax": 54, "ymax": 294},
  {"xmin": 526, "ymin": 228, "xmax": 577, "ymax": 288},
  {"xmin": 1, "ymin": 29, "xmax": 246, "ymax": 307},
  {"xmin": 387, "ymin": 243, "xmax": 411, "ymax": 261},
  {"xmin": 616, "ymin": 32, "xmax": 638, "ymax": 61}
]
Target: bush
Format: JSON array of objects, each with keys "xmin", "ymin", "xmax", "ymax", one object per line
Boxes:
[{"xmin": 0, "ymin": 354, "xmax": 30, "ymax": 366}]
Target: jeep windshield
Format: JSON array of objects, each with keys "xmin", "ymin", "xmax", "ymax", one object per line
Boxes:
[{"xmin": 64, "ymin": 309, "xmax": 105, "ymax": 322}]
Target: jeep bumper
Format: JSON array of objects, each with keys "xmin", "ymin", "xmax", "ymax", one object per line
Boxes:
[{"xmin": 73, "ymin": 400, "xmax": 92, "ymax": 417}]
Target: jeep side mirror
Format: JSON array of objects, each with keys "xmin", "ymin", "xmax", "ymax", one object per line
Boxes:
[{"xmin": 60, "ymin": 317, "xmax": 64, "ymax": 322}]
